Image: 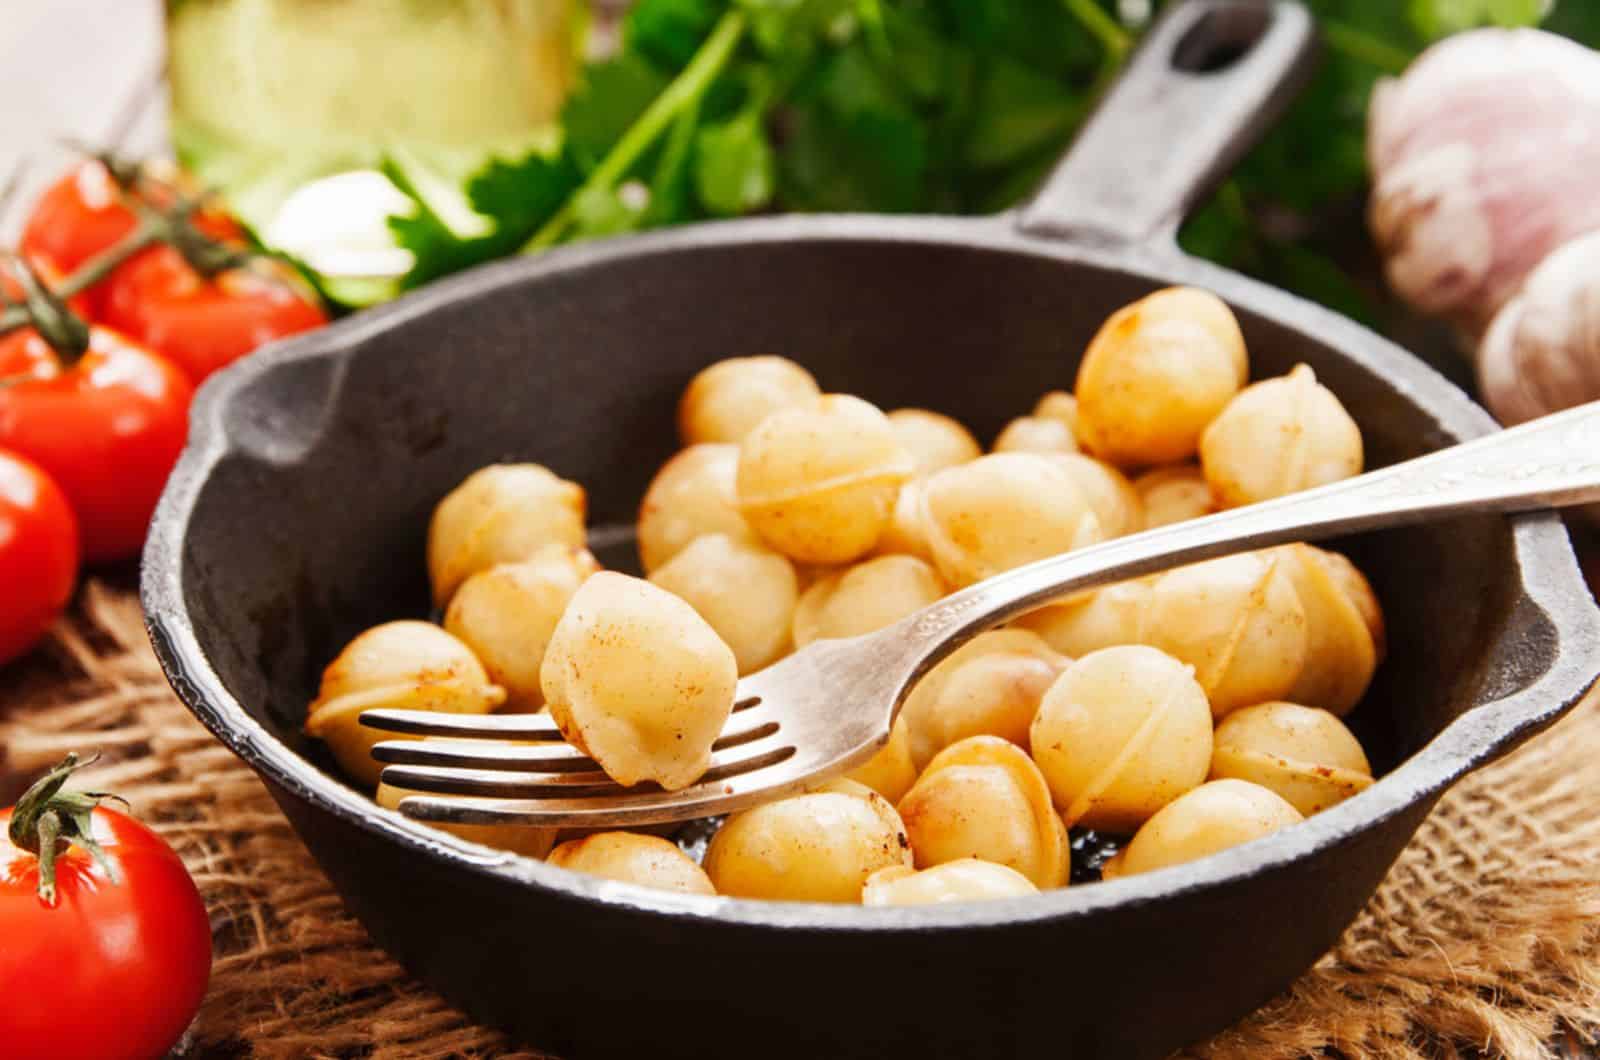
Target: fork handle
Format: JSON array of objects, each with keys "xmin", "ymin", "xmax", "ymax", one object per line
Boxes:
[{"xmin": 900, "ymin": 399, "xmax": 1600, "ymax": 676}]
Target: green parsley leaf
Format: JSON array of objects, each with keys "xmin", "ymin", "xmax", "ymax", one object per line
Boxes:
[
  {"xmin": 694, "ymin": 111, "xmax": 778, "ymax": 215},
  {"xmin": 627, "ymin": 0, "xmax": 729, "ymax": 69},
  {"xmin": 1409, "ymin": 0, "xmax": 1549, "ymax": 39},
  {"xmin": 565, "ymin": 53, "xmax": 674, "ymax": 171}
]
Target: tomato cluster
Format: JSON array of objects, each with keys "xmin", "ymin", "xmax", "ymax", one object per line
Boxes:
[{"xmin": 0, "ymin": 158, "xmax": 328, "ymax": 668}]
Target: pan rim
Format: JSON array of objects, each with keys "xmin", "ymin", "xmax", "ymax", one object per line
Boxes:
[{"xmin": 141, "ymin": 212, "xmax": 1600, "ymax": 932}]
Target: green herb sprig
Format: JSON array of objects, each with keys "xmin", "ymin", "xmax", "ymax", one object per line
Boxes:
[{"xmin": 384, "ymin": 0, "xmax": 1597, "ymax": 325}]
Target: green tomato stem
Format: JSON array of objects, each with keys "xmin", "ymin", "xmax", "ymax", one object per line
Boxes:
[
  {"xmin": 0, "ymin": 224, "xmax": 163, "ymax": 340},
  {"xmin": 8, "ymin": 753, "xmax": 120, "ymax": 906},
  {"xmin": 524, "ymin": 10, "xmax": 749, "ymax": 252},
  {"xmin": 1321, "ymin": 19, "xmax": 1413, "ymax": 74},
  {"xmin": 1062, "ymin": 0, "xmax": 1131, "ymax": 68}
]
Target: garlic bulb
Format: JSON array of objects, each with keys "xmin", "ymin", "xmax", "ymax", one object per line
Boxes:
[
  {"xmin": 1367, "ymin": 29, "xmax": 1600, "ymax": 340},
  {"xmin": 1478, "ymin": 228, "xmax": 1600, "ymax": 427}
]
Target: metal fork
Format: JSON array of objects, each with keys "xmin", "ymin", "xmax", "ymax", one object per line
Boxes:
[{"xmin": 362, "ymin": 400, "xmax": 1600, "ymax": 829}]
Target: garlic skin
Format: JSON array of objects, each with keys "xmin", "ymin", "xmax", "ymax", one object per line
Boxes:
[
  {"xmin": 1478, "ymin": 228, "xmax": 1600, "ymax": 427},
  {"xmin": 1368, "ymin": 29, "xmax": 1600, "ymax": 340}
]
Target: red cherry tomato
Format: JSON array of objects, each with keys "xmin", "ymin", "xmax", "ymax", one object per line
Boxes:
[
  {"xmin": 100, "ymin": 249, "xmax": 328, "ymax": 384},
  {"xmin": 0, "ymin": 327, "xmax": 192, "ymax": 564},
  {"xmin": 18, "ymin": 160, "xmax": 140, "ymax": 275},
  {"xmin": 20, "ymin": 159, "xmax": 245, "ymax": 314},
  {"xmin": 1, "ymin": 764, "xmax": 212, "ymax": 1060},
  {"xmin": 0, "ymin": 451, "xmax": 79, "ymax": 666}
]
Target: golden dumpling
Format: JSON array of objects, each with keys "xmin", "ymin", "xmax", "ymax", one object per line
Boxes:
[{"xmin": 541, "ymin": 572, "xmax": 737, "ymax": 790}]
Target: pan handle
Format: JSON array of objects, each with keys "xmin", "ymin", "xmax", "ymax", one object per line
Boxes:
[{"xmin": 1016, "ymin": 0, "xmax": 1318, "ymax": 249}]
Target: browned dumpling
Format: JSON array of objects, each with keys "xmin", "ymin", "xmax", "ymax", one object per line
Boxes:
[
  {"xmin": 862, "ymin": 859, "xmax": 1038, "ymax": 905},
  {"xmin": 443, "ymin": 544, "xmax": 600, "ymax": 711},
  {"xmin": 873, "ymin": 478, "xmax": 936, "ymax": 563},
  {"xmin": 919, "ymin": 452, "xmax": 1105, "ymax": 587},
  {"xmin": 648, "ymin": 533, "xmax": 798, "ymax": 674},
  {"xmin": 1209, "ymin": 701, "xmax": 1373, "ymax": 815},
  {"xmin": 1140, "ymin": 552, "xmax": 1308, "ymax": 718},
  {"xmin": 887, "ymin": 408, "xmax": 982, "ymax": 475},
  {"xmin": 306, "ymin": 621, "xmax": 505, "ymax": 788},
  {"xmin": 993, "ymin": 415, "xmax": 1079, "ymax": 455},
  {"xmin": 636, "ymin": 443, "xmax": 753, "ymax": 573},
  {"xmin": 1133, "ymin": 464, "xmax": 1215, "ymax": 528},
  {"xmin": 1200, "ymin": 364, "xmax": 1363, "ymax": 507},
  {"xmin": 1276, "ymin": 544, "xmax": 1385, "ymax": 715},
  {"xmin": 1101, "ymin": 779, "xmax": 1303, "ymax": 879},
  {"xmin": 1076, "ymin": 288, "xmax": 1248, "ymax": 467},
  {"xmin": 427, "ymin": 464, "xmax": 587, "ymax": 607},
  {"xmin": 1032, "ymin": 391, "xmax": 1080, "ymax": 440},
  {"xmin": 704, "ymin": 779, "xmax": 913, "ymax": 902},
  {"xmin": 678, "ymin": 355, "xmax": 821, "ymax": 445},
  {"xmin": 791, "ymin": 554, "xmax": 945, "ymax": 647},
  {"xmin": 898, "ymin": 736, "xmax": 1069, "ymax": 889},
  {"xmin": 547, "ymin": 832, "xmax": 716, "ymax": 895},
  {"xmin": 899, "ymin": 629, "xmax": 1069, "ymax": 770},
  {"xmin": 736, "ymin": 394, "xmax": 913, "ymax": 565},
  {"xmin": 540, "ymin": 572, "xmax": 737, "ymax": 790},
  {"xmin": 1051, "ymin": 453, "xmax": 1144, "ymax": 538},
  {"xmin": 1012, "ymin": 579, "xmax": 1153, "ymax": 660},
  {"xmin": 844, "ymin": 715, "xmax": 918, "ymax": 804},
  {"xmin": 1030, "ymin": 645, "xmax": 1213, "ymax": 833}
]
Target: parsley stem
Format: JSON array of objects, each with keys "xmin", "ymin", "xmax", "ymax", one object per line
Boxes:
[
  {"xmin": 1062, "ymin": 0, "xmax": 1131, "ymax": 64},
  {"xmin": 1321, "ymin": 19, "xmax": 1412, "ymax": 74},
  {"xmin": 524, "ymin": 11, "xmax": 749, "ymax": 252}
]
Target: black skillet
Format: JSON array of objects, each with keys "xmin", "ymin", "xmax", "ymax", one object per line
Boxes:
[{"xmin": 141, "ymin": 2, "xmax": 1600, "ymax": 1056}]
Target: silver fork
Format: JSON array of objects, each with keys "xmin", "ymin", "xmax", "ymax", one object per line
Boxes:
[{"xmin": 362, "ymin": 400, "xmax": 1600, "ymax": 829}]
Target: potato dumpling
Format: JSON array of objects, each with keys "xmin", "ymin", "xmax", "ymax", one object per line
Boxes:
[
  {"xmin": 443, "ymin": 544, "xmax": 600, "ymax": 711},
  {"xmin": 1101, "ymin": 779, "xmax": 1303, "ymax": 879},
  {"xmin": 1142, "ymin": 551, "xmax": 1308, "ymax": 719},
  {"xmin": 1276, "ymin": 544, "xmax": 1384, "ymax": 715},
  {"xmin": 919, "ymin": 452, "xmax": 1106, "ymax": 588},
  {"xmin": 427, "ymin": 464, "xmax": 587, "ymax": 607},
  {"xmin": 1030, "ymin": 645, "xmax": 1213, "ymax": 833},
  {"xmin": 1134, "ymin": 464, "xmax": 1215, "ymax": 528},
  {"xmin": 791, "ymin": 554, "xmax": 944, "ymax": 647},
  {"xmin": 873, "ymin": 479, "xmax": 935, "ymax": 563},
  {"xmin": 898, "ymin": 736, "xmax": 1069, "ymax": 889},
  {"xmin": 993, "ymin": 415, "xmax": 1079, "ymax": 455},
  {"xmin": 540, "ymin": 572, "xmax": 738, "ymax": 790},
  {"xmin": 887, "ymin": 408, "xmax": 982, "ymax": 475},
  {"xmin": 862, "ymin": 859, "xmax": 1038, "ymax": 906},
  {"xmin": 649, "ymin": 533, "xmax": 798, "ymax": 674},
  {"xmin": 306, "ymin": 621, "xmax": 505, "ymax": 788},
  {"xmin": 704, "ymin": 779, "xmax": 912, "ymax": 902},
  {"xmin": 677, "ymin": 355, "xmax": 821, "ymax": 445},
  {"xmin": 378, "ymin": 759, "xmax": 557, "ymax": 859},
  {"xmin": 1200, "ymin": 363, "xmax": 1363, "ymax": 508},
  {"xmin": 736, "ymin": 394, "xmax": 913, "ymax": 565},
  {"xmin": 546, "ymin": 832, "xmax": 716, "ymax": 896},
  {"xmin": 1317, "ymin": 548, "xmax": 1386, "ymax": 656},
  {"xmin": 1033, "ymin": 391, "xmax": 1081, "ymax": 439},
  {"xmin": 1012, "ymin": 579, "xmax": 1153, "ymax": 660},
  {"xmin": 1210, "ymin": 702, "xmax": 1374, "ymax": 816},
  {"xmin": 636, "ymin": 443, "xmax": 752, "ymax": 572},
  {"xmin": 844, "ymin": 715, "xmax": 918, "ymax": 803},
  {"xmin": 1052, "ymin": 453, "xmax": 1143, "ymax": 538},
  {"xmin": 900, "ymin": 629, "xmax": 1069, "ymax": 770},
  {"xmin": 1076, "ymin": 287, "xmax": 1248, "ymax": 467}
]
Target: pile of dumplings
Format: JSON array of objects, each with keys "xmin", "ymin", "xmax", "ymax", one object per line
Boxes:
[{"xmin": 306, "ymin": 286, "xmax": 1383, "ymax": 906}]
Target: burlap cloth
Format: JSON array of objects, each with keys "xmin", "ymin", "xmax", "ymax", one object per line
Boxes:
[{"xmin": 1, "ymin": 581, "xmax": 1597, "ymax": 1059}]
